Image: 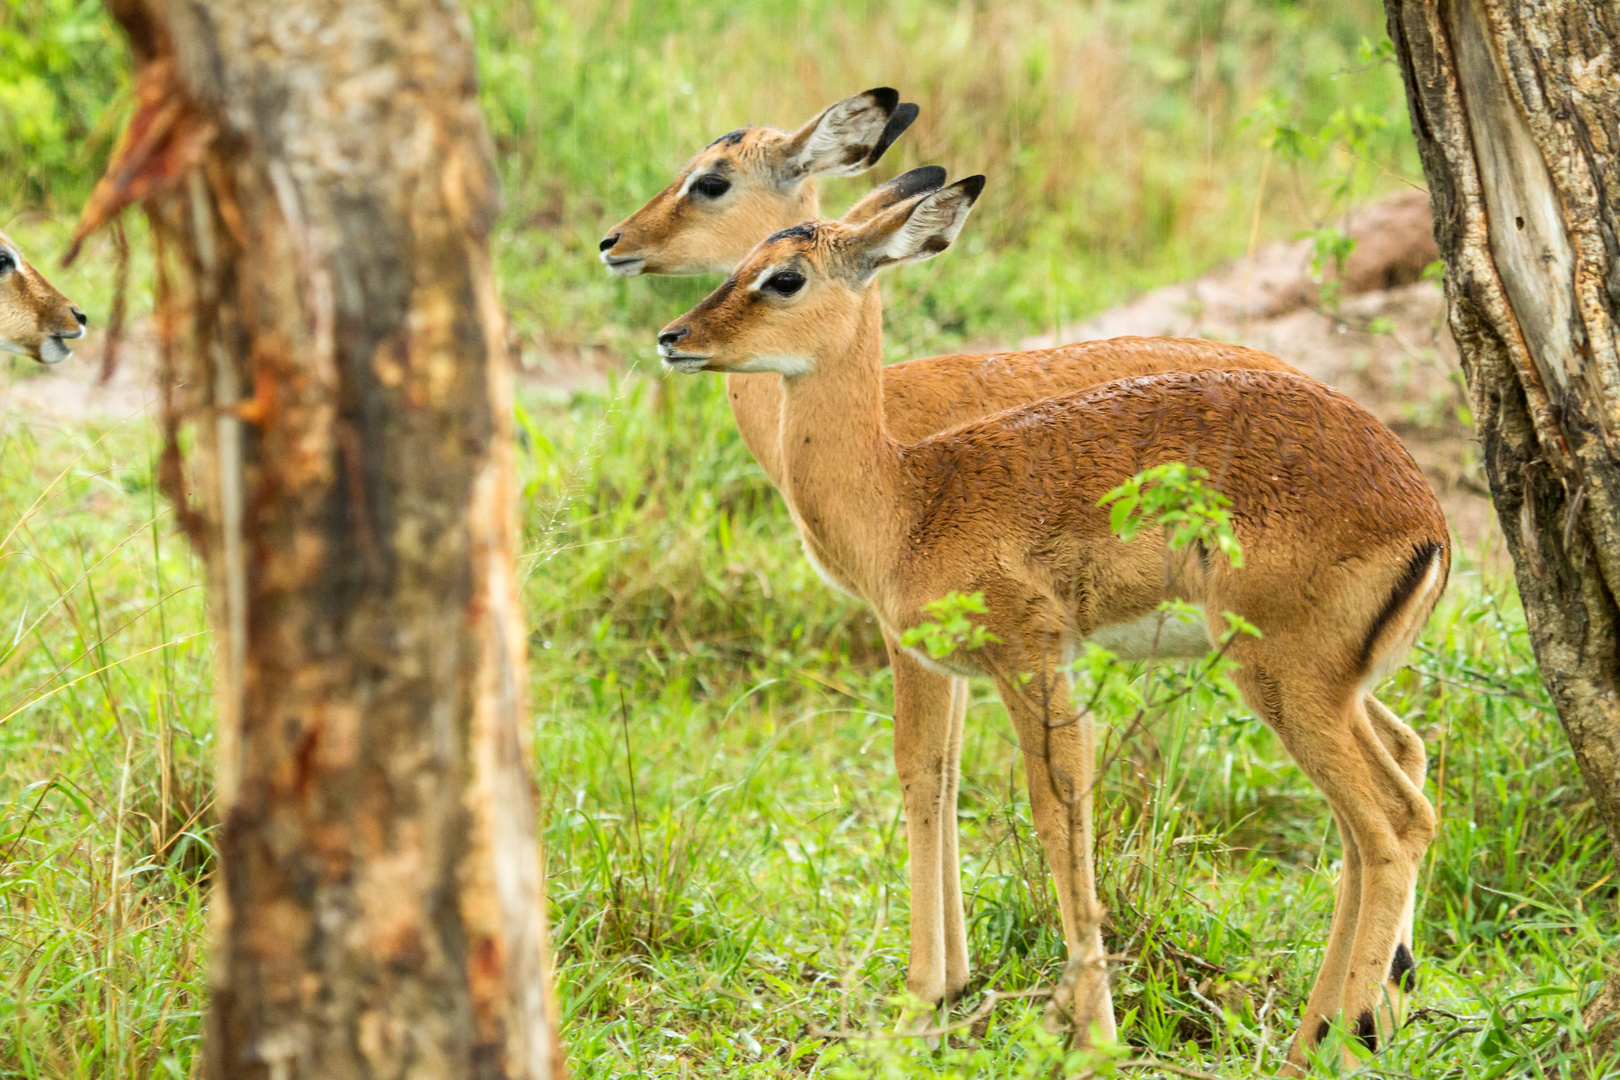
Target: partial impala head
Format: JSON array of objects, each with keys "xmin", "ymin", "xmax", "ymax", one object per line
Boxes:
[
  {"xmin": 658, "ymin": 168, "xmax": 982, "ymax": 374},
  {"xmin": 601, "ymin": 88, "xmax": 920, "ymax": 277},
  {"xmin": 0, "ymin": 231, "xmax": 87, "ymax": 365}
]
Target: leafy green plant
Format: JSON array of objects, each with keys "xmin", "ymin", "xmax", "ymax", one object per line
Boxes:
[
  {"xmin": 0, "ymin": 0, "xmax": 127, "ymax": 209},
  {"xmin": 900, "ymin": 590, "xmax": 1001, "ymax": 661},
  {"xmin": 1099, "ymin": 462, "xmax": 1243, "ymax": 568},
  {"xmin": 1305, "ymin": 223, "xmax": 1358, "ymax": 307}
]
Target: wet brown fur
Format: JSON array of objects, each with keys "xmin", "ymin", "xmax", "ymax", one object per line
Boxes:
[
  {"xmin": 0, "ymin": 230, "xmax": 85, "ymax": 363},
  {"xmin": 662, "ymin": 192, "xmax": 1449, "ymax": 1069}
]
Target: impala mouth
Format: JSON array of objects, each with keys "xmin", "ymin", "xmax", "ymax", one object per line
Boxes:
[
  {"xmin": 39, "ymin": 332, "xmax": 81, "ymax": 365},
  {"xmin": 658, "ymin": 348, "xmax": 711, "ymax": 373},
  {"xmin": 601, "ymin": 253, "xmax": 646, "ymax": 276}
]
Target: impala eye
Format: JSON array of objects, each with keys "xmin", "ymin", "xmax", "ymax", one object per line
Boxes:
[
  {"xmin": 0, "ymin": 252, "xmax": 14, "ymax": 275},
  {"xmin": 691, "ymin": 175, "xmax": 731, "ymax": 199},
  {"xmin": 764, "ymin": 270, "xmax": 805, "ymax": 296}
]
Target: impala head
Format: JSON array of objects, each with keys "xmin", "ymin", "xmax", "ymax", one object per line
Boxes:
[
  {"xmin": 658, "ymin": 168, "xmax": 983, "ymax": 375},
  {"xmin": 601, "ymin": 88, "xmax": 920, "ymax": 277},
  {"xmin": 0, "ymin": 231, "xmax": 86, "ymax": 365}
]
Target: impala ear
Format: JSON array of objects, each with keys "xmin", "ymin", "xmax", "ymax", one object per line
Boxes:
[
  {"xmin": 841, "ymin": 166, "xmax": 947, "ymax": 226},
  {"xmin": 778, "ymin": 88, "xmax": 919, "ymax": 182},
  {"xmin": 845, "ymin": 174, "xmax": 985, "ymax": 277}
]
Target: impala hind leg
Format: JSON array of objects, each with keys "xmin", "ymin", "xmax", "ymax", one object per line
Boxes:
[
  {"xmin": 1238, "ymin": 672, "xmax": 1433, "ymax": 1072},
  {"xmin": 1332, "ymin": 696, "xmax": 1431, "ymax": 1062},
  {"xmin": 886, "ymin": 632, "xmax": 962, "ymax": 1005},
  {"xmin": 1285, "ymin": 702, "xmax": 1428, "ymax": 1072},
  {"xmin": 1281, "ymin": 807, "xmax": 1363, "ymax": 1074},
  {"xmin": 994, "ymin": 669, "xmax": 1115, "ymax": 1043},
  {"xmin": 1365, "ymin": 694, "xmax": 1427, "ymax": 985}
]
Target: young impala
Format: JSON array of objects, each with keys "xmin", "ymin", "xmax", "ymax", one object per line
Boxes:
[
  {"xmin": 657, "ymin": 172, "xmax": 1448, "ymax": 1071},
  {"xmin": 0, "ymin": 230, "xmax": 87, "ymax": 365},
  {"xmin": 607, "ymin": 104, "xmax": 1323, "ymax": 1014}
]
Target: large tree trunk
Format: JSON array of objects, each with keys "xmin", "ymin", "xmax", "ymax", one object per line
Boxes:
[
  {"xmin": 79, "ymin": 1, "xmax": 563, "ymax": 1076},
  {"xmin": 1383, "ymin": 0, "xmax": 1620, "ymax": 1053}
]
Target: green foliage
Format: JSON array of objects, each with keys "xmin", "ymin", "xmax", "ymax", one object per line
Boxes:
[
  {"xmin": 3, "ymin": 2, "xmax": 1615, "ymax": 1078},
  {"xmin": 900, "ymin": 591, "xmax": 1000, "ymax": 661},
  {"xmin": 1100, "ymin": 461, "xmax": 1244, "ymax": 568},
  {"xmin": 0, "ymin": 0, "xmax": 127, "ymax": 210}
]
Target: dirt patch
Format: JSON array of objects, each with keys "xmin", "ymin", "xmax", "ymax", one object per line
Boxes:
[
  {"xmin": 1021, "ymin": 190, "xmax": 1500, "ymax": 556},
  {"xmin": 1, "ymin": 318, "xmax": 162, "ymax": 427}
]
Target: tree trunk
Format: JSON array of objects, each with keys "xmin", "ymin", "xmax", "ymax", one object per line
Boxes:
[
  {"xmin": 80, "ymin": 1, "xmax": 563, "ymax": 1076},
  {"xmin": 1383, "ymin": 0, "xmax": 1620, "ymax": 1053}
]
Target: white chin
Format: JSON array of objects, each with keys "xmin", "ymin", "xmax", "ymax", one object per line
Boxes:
[
  {"xmin": 604, "ymin": 258, "xmax": 645, "ymax": 277},
  {"xmin": 661, "ymin": 357, "xmax": 708, "ymax": 374},
  {"xmin": 38, "ymin": 337, "xmax": 73, "ymax": 365}
]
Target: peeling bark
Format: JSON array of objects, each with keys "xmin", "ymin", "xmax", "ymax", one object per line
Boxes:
[
  {"xmin": 86, "ymin": 2, "xmax": 563, "ymax": 1076},
  {"xmin": 1384, "ymin": 0, "xmax": 1620, "ymax": 1056}
]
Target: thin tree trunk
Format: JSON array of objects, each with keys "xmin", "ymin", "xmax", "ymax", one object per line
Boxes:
[
  {"xmin": 77, "ymin": 1, "xmax": 563, "ymax": 1076},
  {"xmin": 1383, "ymin": 0, "xmax": 1620, "ymax": 1054}
]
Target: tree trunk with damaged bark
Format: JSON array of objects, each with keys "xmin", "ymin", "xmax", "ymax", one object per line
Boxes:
[
  {"xmin": 78, "ymin": 1, "xmax": 563, "ymax": 1076},
  {"xmin": 1383, "ymin": 0, "xmax": 1620, "ymax": 1055}
]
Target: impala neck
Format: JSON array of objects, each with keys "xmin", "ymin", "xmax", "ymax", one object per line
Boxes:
[
  {"xmin": 776, "ymin": 284, "xmax": 904, "ymax": 601},
  {"xmin": 723, "ymin": 372, "xmax": 787, "ymax": 490},
  {"xmin": 721, "ymin": 183, "xmax": 819, "ymax": 495}
]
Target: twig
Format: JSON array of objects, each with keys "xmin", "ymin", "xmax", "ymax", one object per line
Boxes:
[
  {"xmin": 1408, "ymin": 646, "xmax": 1553, "ymax": 710},
  {"xmin": 809, "ymin": 988, "xmax": 1053, "ymax": 1041},
  {"xmin": 1110, "ymin": 1058, "xmax": 1233, "ymax": 1080},
  {"xmin": 1253, "ymin": 983, "xmax": 1278, "ymax": 1074}
]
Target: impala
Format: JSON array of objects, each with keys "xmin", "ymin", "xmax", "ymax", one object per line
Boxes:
[
  {"xmin": 607, "ymin": 109, "xmax": 1327, "ymax": 1015},
  {"xmin": 0, "ymin": 230, "xmax": 87, "ymax": 365},
  {"xmin": 657, "ymin": 171, "xmax": 1447, "ymax": 1071}
]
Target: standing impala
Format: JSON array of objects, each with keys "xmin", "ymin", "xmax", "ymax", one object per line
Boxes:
[
  {"xmin": 657, "ymin": 172, "xmax": 1448, "ymax": 1072},
  {"xmin": 606, "ymin": 101, "xmax": 1326, "ymax": 1015},
  {"xmin": 0, "ymin": 231, "xmax": 87, "ymax": 365}
]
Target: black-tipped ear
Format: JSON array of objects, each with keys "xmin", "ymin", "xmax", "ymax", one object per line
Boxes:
[
  {"xmin": 853, "ymin": 173, "xmax": 984, "ymax": 274},
  {"xmin": 840, "ymin": 165, "xmax": 947, "ymax": 226},
  {"xmin": 865, "ymin": 101, "xmax": 919, "ymax": 166},
  {"xmin": 780, "ymin": 88, "xmax": 914, "ymax": 180},
  {"xmin": 861, "ymin": 86, "xmax": 901, "ymax": 113}
]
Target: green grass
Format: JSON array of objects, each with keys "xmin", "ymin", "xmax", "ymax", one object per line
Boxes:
[
  {"xmin": 2, "ymin": 0, "xmax": 1617, "ymax": 1077},
  {"xmin": 2, "ymin": 377, "xmax": 1614, "ymax": 1078}
]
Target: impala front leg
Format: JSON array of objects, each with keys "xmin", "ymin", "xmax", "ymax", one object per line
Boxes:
[{"xmin": 886, "ymin": 630, "xmax": 965, "ymax": 1005}]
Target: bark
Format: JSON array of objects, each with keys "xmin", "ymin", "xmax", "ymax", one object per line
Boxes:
[
  {"xmin": 1383, "ymin": 0, "xmax": 1620, "ymax": 1055},
  {"xmin": 84, "ymin": 1, "xmax": 563, "ymax": 1076}
]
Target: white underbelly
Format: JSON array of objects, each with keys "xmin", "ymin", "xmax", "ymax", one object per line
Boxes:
[
  {"xmin": 1086, "ymin": 608, "xmax": 1214, "ymax": 661},
  {"xmin": 800, "ymin": 538, "xmax": 860, "ymax": 600}
]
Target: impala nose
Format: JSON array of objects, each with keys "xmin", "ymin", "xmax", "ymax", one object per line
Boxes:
[
  {"xmin": 599, "ymin": 233, "xmax": 622, "ymax": 253},
  {"xmin": 71, "ymin": 307, "xmax": 88, "ymax": 327},
  {"xmin": 657, "ymin": 327, "xmax": 689, "ymax": 349}
]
